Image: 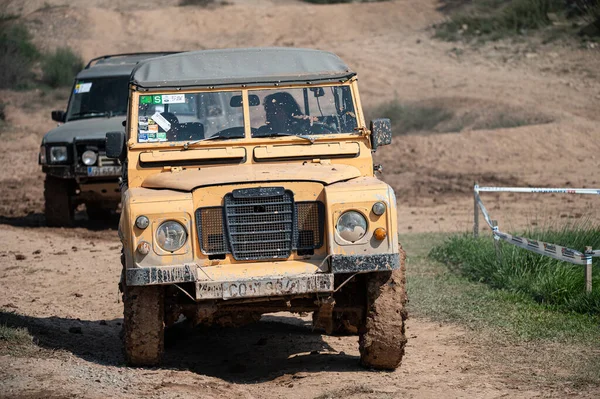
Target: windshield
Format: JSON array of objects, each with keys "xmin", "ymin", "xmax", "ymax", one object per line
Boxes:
[
  {"xmin": 250, "ymin": 86, "xmax": 357, "ymax": 137},
  {"xmin": 66, "ymin": 76, "xmax": 129, "ymax": 121},
  {"xmin": 136, "ymin": 91, "xmax": 244, "ymax": 143}
]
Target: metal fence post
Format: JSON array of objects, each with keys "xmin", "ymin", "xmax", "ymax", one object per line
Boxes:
[
  {"xmin": 473, "ymin": 182, "xmax": 479, "ymax": 238},
  {"xmin": 492, "ymin": 220, "xmax": 502, "ymax": 264},
  {"xmin": 585, "ymin": 247, "xmax": 593, "ymax": 293}
]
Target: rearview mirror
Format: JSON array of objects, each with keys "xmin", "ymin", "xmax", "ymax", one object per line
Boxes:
[
  {"xmin": 310, "ymin": 87, "xmax": 325, "ymax": 97},
  {"xmin": 51, "ymin": 110, "xmax": 66, "ymax": 123},
  {"xmin": 370, "ymin": 118, "xmax": 392, "ymax": 151},
  {"xmin": 105, "ymin": 131, "xmax": 126, "ymax": 161},
  {"xmin": 230, "ymin": 95, "xmax": 260, "ymax": 107}
]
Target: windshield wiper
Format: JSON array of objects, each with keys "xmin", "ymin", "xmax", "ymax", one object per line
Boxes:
[
  {"xmin": 70, "ymin": 110, "xmax": 125, "ymax": 119},
  {"xmin": 182, "ymin": 131, "xmax": 241, "ymax": 150},
  {"xmin": 256, "ymin": 132, "xmax": 315, "ymax": 144}
]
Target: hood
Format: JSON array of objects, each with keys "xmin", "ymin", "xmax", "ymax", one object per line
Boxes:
[
  {"xmin": 42, "ymin": 118, "xmax": 125, "ymax": 144},
  {"xmin": 142, "ymin": 163, "xmax": 362, "ymax": 191}
]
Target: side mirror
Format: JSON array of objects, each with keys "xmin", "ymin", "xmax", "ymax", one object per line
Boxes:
[
  {"xmin": 105, "ymin": 131, "xmax": 126, "ymax": 161},
  {"xmin": 51, "ymin": 110, "xmax": 66, "ymax": 123},
  {"xmin": 370, "ymin": 118, "xmax": 392, "ymax": 151}
]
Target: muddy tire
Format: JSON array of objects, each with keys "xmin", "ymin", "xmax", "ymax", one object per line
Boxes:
[
  {"xmin": 359, "ymin": 246, "xmax": 408, "ymax": 370},
  {"xmin": 44, "ymin": 176, "xmax": 75, "ymax": 227},
  {"xmin": 122, "ymin": 284, "xmax": 165, "ymax": 366}
]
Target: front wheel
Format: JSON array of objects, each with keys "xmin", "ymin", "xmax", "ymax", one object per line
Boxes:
[
  {"xmin": 359, "ymin": 246, "xmax": 408, "ymax": 370},
  {"xmin": 122, "ymin": 284, "xmax": 165, "ymax": 366}
]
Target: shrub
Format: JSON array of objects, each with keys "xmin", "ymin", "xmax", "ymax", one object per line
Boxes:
[
  {"xmin": 569, "ymin": 0, "xmax": 600, "ymax": 33},
  {"xmin": 41, "ymin": 47, "xmax": 83, "ymax": 88},
  {"xmin": 0, "ymin": 21, "xmax": 40, "ymax": 89},
  {"xmin": 435, "ymin": 0, "xmax": 566, "ymax": 41},
  {"xmin": 430, "ymin": 224, "xmax": 600, "ymax": 314},
  {"xmin": 179, "ymin": 0, "xmax": 229, "ymax": 6},
  {"xmin": 367, "ymin": 99, "xmax": 454, "ymax": 134},
  {"xmin": 302, "ymin": 0, "xmax": 388, "ymax": 3},
  {"xmin": 0, "ymin": 101, "xmax": 5, "ymax": 121}
]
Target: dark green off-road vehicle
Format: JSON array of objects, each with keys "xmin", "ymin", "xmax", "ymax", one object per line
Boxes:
[{"xmin": 39, "ymin": 52, "xmax": 176, "ymax": 226}]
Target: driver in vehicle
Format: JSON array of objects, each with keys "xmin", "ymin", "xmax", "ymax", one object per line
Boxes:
[{"xmin": 258, "ymin": 92, "xmax": 313, "ymax": 135}]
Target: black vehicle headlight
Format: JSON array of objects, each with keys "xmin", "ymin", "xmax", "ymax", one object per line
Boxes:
[
  {"xmin": 49, "ymin": 146, "xmax": 68, "ymax": 163},
  {"xmin": 336, "ymin": 211, "xmax": 368, "ymax": 243},
  {"xmin": 156, "ymin": 221, "xmax": 187, "ymax": 252},
  {"xmin": 81, "ymin": 150, "xmax": 97, "ymax": 166}
]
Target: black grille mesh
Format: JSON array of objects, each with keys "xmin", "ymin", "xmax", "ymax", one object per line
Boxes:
[
  {"xmin": 225, "ymin": 191, "xmax": 294, "ymax": 260},
  {"xmin": 196, "ymin": 192, "xmax": 324, "ymax": 261},
  {"xmin": 196, "ymin": 207, "xmax": 228, "ymax": 254},
  {"xmin": 295, "ymin": 202, "xmax": 324, "ymax": 249}
]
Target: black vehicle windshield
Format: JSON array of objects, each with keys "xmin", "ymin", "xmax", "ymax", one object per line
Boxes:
[
  {"xmin": 66, "ymin": 76, "xmax": 129, "ymax": 121},
  {"xmin": 250, "ymin": 86, "xmax": 358, "ymax": 137}
]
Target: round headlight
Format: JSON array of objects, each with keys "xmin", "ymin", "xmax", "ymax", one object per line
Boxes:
[
  {"xmin": 82, "ymin": 150, "xmax": 97, "ymax": 166},
  {"xmin": 156, "ymin": 221, "xmax": 187, "ymax": 252},
  {"xmin": 135, "ymin": 215, "xmax": 149, "ymax": 229},
  {"xmin": 336, "ymin": 211, "xmax": 368, "ymax": 243},
  {"xmin": 372, "ymin": 201, "xmax": 386, "ymax": 216}
]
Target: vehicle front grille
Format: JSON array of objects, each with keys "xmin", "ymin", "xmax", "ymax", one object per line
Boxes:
[
  {"xmin": 195, "ymin": 188, "xmax": 324, "ymax": 261},
  {"xmin": 225, "ymin": 189, "xmax": 294, "ymax": 261}
]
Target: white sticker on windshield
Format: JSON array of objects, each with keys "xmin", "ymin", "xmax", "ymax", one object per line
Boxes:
[
  {"xmin": 162, "ymin": 94, "xmax": 185, "ymax": 104},
  {"xmin": 151, "ymin": 112, "xmax": 171, "ymax": 132},
  {"xmin": 74, "ymin": 82, "xmax": 92, "ymax": 94}
]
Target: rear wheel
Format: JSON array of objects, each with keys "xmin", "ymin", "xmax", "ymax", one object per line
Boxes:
[
  {"xmin": 44, "ymin": 176, "xmax": 75, "ymax": 227},
  {"xmin": 359, "ymin": 246, "xmax": 408, "ymax": 370}
]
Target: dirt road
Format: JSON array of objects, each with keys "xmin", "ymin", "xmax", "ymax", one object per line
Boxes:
[
  {"xmin": 1, "ymin": 0, "xmax": 599, "ymax": 397},
  {"xmin": 0, "ymin": 227, "xmax": 543, "ymax": 399}
]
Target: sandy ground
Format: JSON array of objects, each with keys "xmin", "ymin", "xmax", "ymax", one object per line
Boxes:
[{"xmin": 1, "ymin": 0, "xmax": 599, "ymax": 397}]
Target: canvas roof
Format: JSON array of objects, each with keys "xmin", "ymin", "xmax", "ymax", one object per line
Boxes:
[{"xmin": 130, "ymin": 48, "xmax": 355, "ymax": 90}]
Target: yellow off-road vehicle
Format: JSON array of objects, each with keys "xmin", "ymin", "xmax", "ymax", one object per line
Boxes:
[{"xmin": 107, "ymin": 48, "xmax": 406, "ymax": 369}]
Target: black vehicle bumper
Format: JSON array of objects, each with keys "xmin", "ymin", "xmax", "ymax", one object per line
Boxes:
[{"xmin": 330, "ymin": 253, "xmax": 400, "ymax": 273}]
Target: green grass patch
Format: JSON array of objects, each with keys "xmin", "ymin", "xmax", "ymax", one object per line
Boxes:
[
  {"xmin": 404, "ymin": 232, "xmax": 600, "ymax": 342},
  {"xmin": 404, "ymin": 232, "xmax": 600, "ymax": 386},
  {"xmin": 429, "ymin": 225, "xmax": 600, "ymax": 314}
]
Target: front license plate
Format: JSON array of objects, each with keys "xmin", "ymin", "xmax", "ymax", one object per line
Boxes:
[
  {"xmin": 87, "ymin": 166, "xmax": 121, "ymax": 177},
  {"xmin": 196, "ymin": 274, "xmax": 334, "ymax": 300},
  {"xmin": 221, "ymin": 274, "xmax": 333, "ymax": 300}
]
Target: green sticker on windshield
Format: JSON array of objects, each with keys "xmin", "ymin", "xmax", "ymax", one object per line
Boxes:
[
  {"xmin": 152, "ymin": 95, "xmax": 162, "ymax": 104},
  {"xmin": 140, "ymin": 95, "xmax": 152, "ymax": 104}
]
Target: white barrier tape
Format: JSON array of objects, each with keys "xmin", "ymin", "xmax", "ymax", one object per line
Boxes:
[
  {"xmin": 474, "ymin": 185, "xmax": 600, "ymax": 265},
  {"xmin": 493, "ymin": 230, "xmax": 590, "ymax": 266},
  {"xmin": 475, "ymin": 186, "xmax": 600, "ymax": 195},
  {"xmin": 587, "ymin": 250, "xmax": 600, "ymax": 257}
]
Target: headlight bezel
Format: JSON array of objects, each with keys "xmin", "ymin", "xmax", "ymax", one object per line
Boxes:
[
  {"xmin": 81, "ymin": 150, "xmax": 98, "ymax": 166},
  {"xmin": 335, "ymin": 210, "xmax": 369, "ymax": 243},
  {"xmin": 372, "ymin": 201, "xmax": 386, "ymax": 216},
  {"xmin": 155, "ymin": 220, "xmax": 188, "ymax": 253},
  {"xmin": 48, "ymin": 145, "xmax": 69, "ymax": 164}
]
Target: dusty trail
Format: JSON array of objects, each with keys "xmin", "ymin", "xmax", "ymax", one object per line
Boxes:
[
  {"xmin": 0, "ymin": 227, "xmax": 540, "ymax": 399},
  {"xmin": 1, "ymin": 0, "xmax": 599, "ymax": 397}
]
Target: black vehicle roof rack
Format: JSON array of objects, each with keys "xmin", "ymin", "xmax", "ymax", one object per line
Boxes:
[{"xmin": 85, "ymin": 52, "xmax": 183, "ymax": 69}]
